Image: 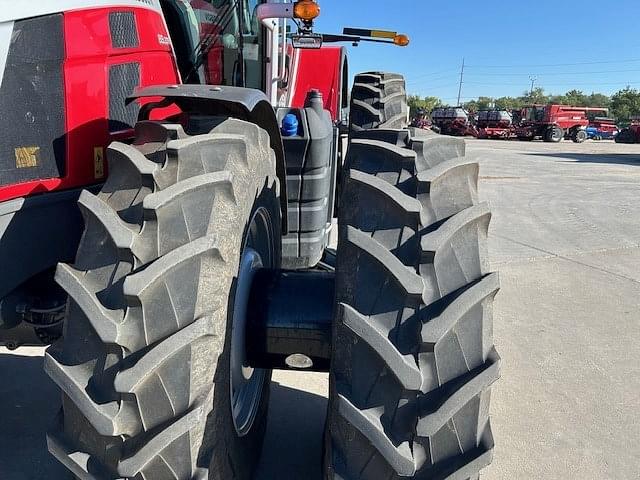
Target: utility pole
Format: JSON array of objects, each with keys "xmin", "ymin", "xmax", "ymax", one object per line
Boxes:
[
  {"xmin": 456, "ymin": 57, "xmax": 465, "ymax": 106},
  {"xmin": 529, "ymin": 76, "xmax": 537, "ymax": 97}
]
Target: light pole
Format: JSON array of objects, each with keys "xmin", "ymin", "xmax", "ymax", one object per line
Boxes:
[
  {"xmin": 457, "ymin": 58, "xmax": 465, "ymax": 106},
  {"xmin": 529, "ymin": 76, "xmax": 538, "ymax": 97}
]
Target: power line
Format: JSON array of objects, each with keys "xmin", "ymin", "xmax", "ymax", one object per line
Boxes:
[
  {"xmin": 464, "ymin": 58, "xmax": 640, "ymax": 68},
  {"xmin": 406, "ymin": 68, "xmax": 460, "ymax": 81},
  {"xmin": 438, "ymin": 96, "xmax": 484, "ymax": 102},
  {"xmin": 463, "ymin": 68, "xmax": 640, "ymax": 77},
  {"xmin": 409, "ymin": 59, "xmax": 640, "ymax": 90},
  {"xmin": 406, "ymin": 74, "xmax": 459, "ymax": 85},
  {"xmin": 412, "ymin": 82, "xmax": 463, "ymax": 90},
  {"xmin": 409, "ymin": 68, "xmax": 640, "ymax": 86},
  {"xmin": 463, "ymin": 80, "xmax": 639, "ymax": 87}
]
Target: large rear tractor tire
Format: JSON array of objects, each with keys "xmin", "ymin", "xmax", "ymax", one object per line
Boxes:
[
  {"xmin": 349, "ymin": 72, "xmax": 409, "ymax": 132},
  {"xmin": 327, "ymin": 129, "xmax": 500, "ymax": 479},
  {"xmin": 45, "ymin": 118, "xmax": 280, "ymax": 480}
]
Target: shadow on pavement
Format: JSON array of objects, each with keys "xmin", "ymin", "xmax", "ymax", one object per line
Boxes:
[
  {"xmin": 527, "ymin": 151, "xmax": 640, "ymax": 166},
  {"xmin": 256, "ymin": 381, "xmax": 327, "ymax": 480},
  {"xmin": 0, "ymin": 350, "xmax": 326, "ymax": 480},
  {"xmin": 0, "ymin": 352, "xmax": 70, "ymax": 480}
]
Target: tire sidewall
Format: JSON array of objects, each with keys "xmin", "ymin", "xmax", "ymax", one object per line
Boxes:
[{"xmin": 206, "ymin": 181, "xmax": 281, "ymax": 480}]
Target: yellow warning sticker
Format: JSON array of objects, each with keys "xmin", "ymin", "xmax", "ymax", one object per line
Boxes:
[
  {"xmin": 94, "ymin": 147, "xmax": 105, "ymax": 179},
  {"xmin": 15, "ymin": 147, "xmax": 40, "ymax": 168}
]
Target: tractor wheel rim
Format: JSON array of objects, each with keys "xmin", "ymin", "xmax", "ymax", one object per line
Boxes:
[{"xmin": 230, "ymin": 208, "xmax": 273, "ymax": 437}]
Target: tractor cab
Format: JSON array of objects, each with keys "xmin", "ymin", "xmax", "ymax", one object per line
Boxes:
[
  {"xmin": 160, "ymin": 0, "xmax": 266, "ymax": 90},
  {"xmin": 520, "ymin": 105, "xmax": 547, "ymax": 124}
]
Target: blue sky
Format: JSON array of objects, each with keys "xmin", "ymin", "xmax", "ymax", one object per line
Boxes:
[{"xmin": 315, "ymin": 1, "xmax": 640, "ymax": 102}]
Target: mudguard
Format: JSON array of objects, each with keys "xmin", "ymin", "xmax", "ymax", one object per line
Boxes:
[{"xmin": 128, "ymin": 85, "xmax": 288, "ymax": 230}]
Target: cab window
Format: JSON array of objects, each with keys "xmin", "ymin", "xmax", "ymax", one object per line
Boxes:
[{"xmin": 161, "ymin": 0, "xmax": 264, "ymax": 89}]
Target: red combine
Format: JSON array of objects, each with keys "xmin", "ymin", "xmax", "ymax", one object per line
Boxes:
[
  {"xmin": 616, "ymin": 117, "xmax": 640, "ymax": 143},
  {"xmin": 515, "ymin": 104, "xmax": 608, "ymax": 143},
  {"xmin": 477, "ymin": 110, "xmax": 515, "ymax": 139}
]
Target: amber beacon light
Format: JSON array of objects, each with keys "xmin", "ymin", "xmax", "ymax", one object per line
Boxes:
[
  {"xmin": 294, "ymin": 0, "xmax": 321, "ymax": 21},
  {"xmin": 393, "ymin": 33, "xmax": 410, "ymax": 47}
]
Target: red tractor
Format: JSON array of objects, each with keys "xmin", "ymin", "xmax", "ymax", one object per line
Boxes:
[
  {"xmin": 515, "ymin": 104, "xmax": 607, "ymax": 143},
  {"xmin": 0, "ymin": 2, "xmax": 500, "ymax": 479},
  {"xmin": 615, "ymin": 117, "xmax": 640, "ymax": 143}
]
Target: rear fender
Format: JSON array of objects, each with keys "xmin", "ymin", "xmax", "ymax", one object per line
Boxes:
[
  {"xmin": 129, "ymin": 85, "xmax": 288, "ymax": 232},
  {"xmin": 289, "ymin": 46, "xmax": 348, "ymax": 123}
]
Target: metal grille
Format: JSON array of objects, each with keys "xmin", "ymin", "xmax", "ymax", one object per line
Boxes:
[
  {"xmin": 108, "ymin": 63, "xmax": 140, "ymax": 132},
  {"xmin": 109, "ymin": 12, "xmax": 139, "ymax": 49}
]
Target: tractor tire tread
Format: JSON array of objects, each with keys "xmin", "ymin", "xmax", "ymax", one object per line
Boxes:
[
  {"xmin": 350, "ymin": 72, "xmax": 408, "ymax": 132},
  {"xmin": 46, "ymin": 119, "xmax": 278, "ymax": 480},
  {"xmin": 328, "ymin": 129, "xmax": 500, "ymax": 479}
]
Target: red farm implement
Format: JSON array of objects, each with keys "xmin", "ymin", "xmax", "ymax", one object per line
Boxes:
[
  {"xmin": 431, "ymin": 107, "xmax": 478, "ymax": 137},
  {"xmin": 477, "ymin": 110, "xmax": 516, "ymax": 139}
]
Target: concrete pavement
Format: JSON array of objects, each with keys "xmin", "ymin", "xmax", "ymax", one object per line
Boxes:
[{"xmin": 2, "ymin": 138, "xmax": 640, "ymax": 479}]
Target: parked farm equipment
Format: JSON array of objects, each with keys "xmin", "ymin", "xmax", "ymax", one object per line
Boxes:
[
  {"xmin": 514, "ymin": 104, "xmax": 607, "ymax": 143},
  {"xmin": 432, "ymin": 104, "xmax": 615, "ymax": 144},
  {"xmin": 615, "ymin": 117, "xmax": 640, "ymax": 143},
  {"xmin": 586, "ymin": 116, "xmax": 619, "ymax": 140},
  {"xmin": 431, "ymin": 107, "xmax": 479, "ymax": 136},
  {"xmin": 477, "ymin": 110, "xmax": 516, "ymax": 139}
]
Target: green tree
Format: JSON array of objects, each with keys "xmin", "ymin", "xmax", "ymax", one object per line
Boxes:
[
  {"xmin": 494, "ymin": 96, "xmax": 522, "ymax": 111},
  {"xmin": 407, "ymin": 94, "xmax": 422, "ymax": 115},
  {"xmin": 476, "ymin": 96, "xmax": 494, "ymax": 110},
  {"xmin": 547, "ymin": 90, "xmax": 611, "ymax": 111},
  {"xmin": 423, "ymin": 96, "xmax": 443, "ymax": 112},
  {"xmin": 462, "ymin": 97, "xmax": 495, "ymax": 113},
  {"xmin": 407, "ymin": 94, "xmax": 443, "ymax": 115},
  {"xmin": 521, "ymin": 87, "xmax": 548, "ymax": 105},
  {"xmin": 463, "ymin": 99, "xmax": 478, "ymax": 112},
  {"xmin": 610, "ymin": 87, "xmax": 640, "ymax": 121},
  {"xmin": 586, "ymin": 93, "xmax": 611, "ymax": 109},
  {"xmin": 563, "ymin": 89, "xmax": 588, "ymax": 106},
  {"xmin": 549, "ymin": 94, "xmax": 568, "ymax": 105}
]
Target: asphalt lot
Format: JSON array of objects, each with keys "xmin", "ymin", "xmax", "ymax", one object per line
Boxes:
[{"xmin": 2, "ymin": 138, "xmax": 640, "ymax": 479}]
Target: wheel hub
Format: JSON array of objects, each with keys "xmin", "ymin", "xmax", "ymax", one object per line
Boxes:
[{"xmin": 230, "ymin": 247, "xmax": 267, "ymax": 437}]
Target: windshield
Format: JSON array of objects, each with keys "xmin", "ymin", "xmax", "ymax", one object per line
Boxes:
[{"xmin": 522, "ymin": 107, "xmax": 545, "ymax": 122}]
